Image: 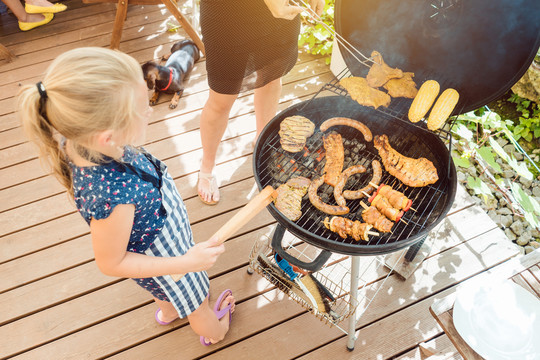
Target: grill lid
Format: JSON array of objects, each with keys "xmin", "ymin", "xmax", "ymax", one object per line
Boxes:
[{"xmin": 335, "ymin": 0, "xmax": 540, "ymax": 113}]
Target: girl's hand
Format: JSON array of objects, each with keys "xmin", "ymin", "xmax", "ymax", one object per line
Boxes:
[
  {"xmin": 182, "ymin": 235, "xmax": 225, "ymax": 272},
  {"xmin": 264, "ymin": 0, "xmax": 326, "ymax": 19}
]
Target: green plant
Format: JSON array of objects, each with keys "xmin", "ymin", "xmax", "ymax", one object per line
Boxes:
[
  {"xmin": 507, "ymin": 93, "xmax": 540, "ymax": 142},
  {"xmin": 452, "ymin": 110, "xmax": 540, "ymax": 228},
  {"xmin": 298, "ymin": 0, "xmax": 335, "ymax": 64}
]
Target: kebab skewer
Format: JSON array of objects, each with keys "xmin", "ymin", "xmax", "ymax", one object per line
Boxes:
[
  {"xmin": 362, "ymin": 192, "xmax": 408, "ymax": 224},
  {"xmin": 322, "ymin": 216, "xmax": 378, "ymax": 242},
  {"xmin": 360, "ymin": 202, "xmax": 394, "ymax": 233},
  {"xmin": 369, "ymin": 182, "xmax": 415, "ymax": 212}
]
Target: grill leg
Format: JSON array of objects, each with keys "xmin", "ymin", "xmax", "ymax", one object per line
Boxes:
[
  {"xmin": 347, "ymin": 256, "xmax": 360, "ymax": 351},
  {"xmin": 404, "ymin": 236, "xmax": 428, "ymax": 262}
]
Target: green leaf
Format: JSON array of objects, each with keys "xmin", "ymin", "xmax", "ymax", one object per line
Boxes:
[
  {"xmin": 488, "ymin": 137, "xmax": 510, "ymax": 163},
  {"xmin": 452, "ymin": 155, "xmax": 470, "ymax": 168},
  {"xmin": 507, "ymin": 156, "xmax": 533, "ymax": 180},
  {"xmin": 476, "ymin": 146, "xmax": 502, "ymax": 173},
  {"xmin": 453, "ymin": 123, "xmax": 474, "ymax": 142},
  {"xmin": 467, "ymin": 176, "xmax": 492, "ymax": 200}
]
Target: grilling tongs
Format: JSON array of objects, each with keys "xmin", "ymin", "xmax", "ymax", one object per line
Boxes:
[{"xmin": 170, "ymin": 186, "xmax": 277, "ymax": 282}]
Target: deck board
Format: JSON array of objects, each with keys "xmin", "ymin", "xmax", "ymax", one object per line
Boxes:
[{"xmin": 0, "ymin": 1, "xmax": 523, "ymax": 358}]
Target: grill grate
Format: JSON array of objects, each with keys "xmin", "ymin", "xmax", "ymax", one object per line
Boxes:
[{"xmin": 254, "ymin": 95, "xmax": 457, "ymax": 255}]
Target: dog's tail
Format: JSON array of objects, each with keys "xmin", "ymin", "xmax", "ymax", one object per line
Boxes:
[{"xmin": 172, "ymin": 39, "xmax": 200, "ymax": 62}]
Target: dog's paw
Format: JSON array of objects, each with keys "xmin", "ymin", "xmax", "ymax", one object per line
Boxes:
[
  {"xmin": 169, "ymin": 103, "xmax": 177, "ymax": 109},
  {"xmin": 149, "ymin": 99, "xmax": 157, "ymax": 106}
]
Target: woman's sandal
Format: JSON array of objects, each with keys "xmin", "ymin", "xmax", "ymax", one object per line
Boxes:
[
  {"xmin": 197, "ymin": 171, "xmax": 219, "ymax": 205},
  {"xmin": 200, "ymin": 289, "xmax": 234, "ymax": 346}
]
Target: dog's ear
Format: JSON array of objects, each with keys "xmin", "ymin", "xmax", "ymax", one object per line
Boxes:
[{"xmin": 141, "ymin": 62, "xmax": 158, "ymax": 90}]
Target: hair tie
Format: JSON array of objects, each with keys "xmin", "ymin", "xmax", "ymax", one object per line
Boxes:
[{"xmin": 37, "ymin": 81, "xmax": 48, "ymax": 99}]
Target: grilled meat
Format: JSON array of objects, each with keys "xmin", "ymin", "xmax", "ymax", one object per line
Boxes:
[
  {"xmin": 377, "ymin": 184, "xmax": 412, "ymax": 211},
  {"xmin": 323, "ymin": 216, "xmax": 372, "ymax": 242},
  {"xmin": 323, "ymin": 132, "xmax": 344, "ymax": 187},
  {"xmin": 361, "ymin": 206, "xmax": 394, "ymax": 233},
  {"xmin": 279, "ymin": 115, "xmax": 315, "ymax": 153},
  {"xmin": 366, "ymin": 51, "xmax": 404, "ymax": 88},
  {"xmin": 274, "ymin": 176, "xmax": 311, "ymax": 221},
  {"xmin": 340, "ymin": 76, "xmax": 391, "ymax": 109},
  {"xmin": 343, "ymin": 160, "xmax": 382, "ymax": 200},
  {"xmin": 320, "ymin": 117, "xmax": 373, "ymax": 142},
  {"xmin": 370, "ymin": 194, "xmax": 403, "ymax": 222},
  {"xmin": 308, "ymin": 176, "xmax": 349, "ymax": 215},
  {"xmin": 373, "ymin": 135, "xmax": 439, "ymax": 187},
  {"xmin": 334, "ymin": 164, "xmax": 367, "ymax": 207},
  {"xmin": 383, "ymin": 72, "xmax": 418, "ymax": 99}
]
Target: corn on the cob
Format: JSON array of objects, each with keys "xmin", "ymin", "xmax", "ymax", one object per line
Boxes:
[
  {"xmin": 427, "ymin": 88, "xmax": 460, "ymax": 131},
  {"xmin": 408, "ymin": 80, "xmax": 440, "ymax": 123}
]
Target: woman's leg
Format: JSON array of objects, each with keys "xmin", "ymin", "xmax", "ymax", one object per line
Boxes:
[
  {"xmin": 188, "ymin": 292, "xmax": 235, "ymax": 344},
  {"xmin": 253, "ymin": 78, "xmax": 282, "ymax": 140},
  {"xmin": 3, "ymin": 0, "xmax": 44, "ymax": 22},
  {"xmin": 198, "ymin": 89, "xmax": 238, "ymax": 204},
  {"xmin": 154, "ymin": 296, "xmax": 179, "ymax": 323}
]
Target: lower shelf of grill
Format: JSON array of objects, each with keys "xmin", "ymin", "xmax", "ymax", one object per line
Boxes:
[{"xmin": 248, "ymin": 231, "xmax": 404, "ymax": 332}]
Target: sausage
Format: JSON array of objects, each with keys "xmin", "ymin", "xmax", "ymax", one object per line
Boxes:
[
  {"xmin": 308, "ymin": 177, "xmax": 349, "ymax": 215},
  {"xmin": 343, "ymin": 160, "xmax": 382, "ymax": 200},
  {"xmin": 319, "ymin": 117, "xmax": 373, "ymax": 142},
  {"xmin": 333, "ymin": 164, "xmax": 367, "ymax": 207}
]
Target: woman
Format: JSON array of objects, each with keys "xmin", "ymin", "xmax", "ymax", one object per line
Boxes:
[{"xmin": 197, "ymin": 0, "xmax": 325, "ymax": 205}]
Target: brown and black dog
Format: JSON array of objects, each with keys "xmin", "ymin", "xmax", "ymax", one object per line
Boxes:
[{"xmin": 142, "ymin": 39, "xmax": 200, "ymax": 109}]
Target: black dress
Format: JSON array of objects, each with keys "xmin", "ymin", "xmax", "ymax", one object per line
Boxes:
[{"xmin": 200, "ymin": 0, "xmax": 300, "ymax": 95}]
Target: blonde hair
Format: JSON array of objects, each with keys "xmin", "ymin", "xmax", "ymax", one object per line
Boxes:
[{"xmin": 18, "ymin": 47, "xmax": 144, "ymax": 199}]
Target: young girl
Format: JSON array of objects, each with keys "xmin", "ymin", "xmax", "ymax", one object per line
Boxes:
[{"xmin": 18, "ymin": 47, "xmax": 235, "ymax": 346}]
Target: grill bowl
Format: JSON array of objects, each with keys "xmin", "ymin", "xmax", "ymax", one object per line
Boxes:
[{"xmin": 253, "ymin": 96, "xmax": 457, "ymax": 256}]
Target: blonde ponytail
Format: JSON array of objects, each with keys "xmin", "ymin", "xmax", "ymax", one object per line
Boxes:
[{"xmin": 18, "ymin": 47, "xmax": 144, "ymax": 200}]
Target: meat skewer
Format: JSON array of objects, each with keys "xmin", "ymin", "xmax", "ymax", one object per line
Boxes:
[
  {"xmin": 360, "ymin": 202, "xmax": 394, "ymax": 233},
  {"xmin": 323, "ymin": 132, "xmax": 345, "ymax": 187},
  {"xmin": 362, "ymin": 192, "xmax": 408, "ymax": 224},
  {"xmin": 368, "ymin": 182, "xmax": 415, "ymax": 212},
  {"xmin": 322, "ymin": 216, "xmax": 378, "ymax": 242}
]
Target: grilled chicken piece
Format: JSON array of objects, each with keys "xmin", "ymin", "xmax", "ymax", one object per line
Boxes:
[
  {"xmin": 373, "ymin": 135, "xmax": 439, "ymax": 187},
  {"xmin": 377, "ymin": 185, "xmax": 411, "ymax": 210},
  {"xmin": 323, "ymin": 132, "xmax": 344, "ymax": 187},
  {"xmin": 279, "ymin": 115, "xmax": 315, "ymax": 153},
  {"xmin": 370, "ymin": 194, "xmax": 402, "ymax": 222},
  {"xmin": 361, "ymin": 206, "xmax": 394, "ymax": 233},
  {"xmin": 383, "ymin": 72, "xmax": 418, "ymax": 98},
  {"xmin": 340, "ymin": 76, "xmax": 391, "ymax": 109},
  {"xmin": 366, "ymin": 51, "xmax": 404, "ymax": 88},
  {"xmin": 274, "ymin": 176, "xmax": 311, "ymax": 221},
  {"xmin": 323, "ymin": 216, "xmax": 372, "ymax": 242}
]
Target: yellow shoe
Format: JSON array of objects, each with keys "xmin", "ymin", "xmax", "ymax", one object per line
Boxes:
[
  {"xmin": 25, "ymin": 3, "xmax": 67, "ymax": 14},
  {"xmin": 18, "ymin": 13, "xmax": 54, "ymax": 31}
]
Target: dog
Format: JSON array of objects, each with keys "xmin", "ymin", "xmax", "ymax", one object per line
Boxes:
[{"xmin": 142, "ymin": 39, "xmax": 200, "ymax": 109}]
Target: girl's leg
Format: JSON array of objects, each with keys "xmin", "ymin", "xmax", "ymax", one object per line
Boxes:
[
  {"xmin": 154, "ymin": 296, "xmax": 179, "ymax": 323},
  {"xmin": 253, "ymin": 78, "xmax": 282, "ymax": 141},
  {"xmin": 198, "ymin": 90, "xmax": 238, "ymax": 204},
  {"xmin": 188, "ymin": 292, "xmax": 235, "ymax": 344}
]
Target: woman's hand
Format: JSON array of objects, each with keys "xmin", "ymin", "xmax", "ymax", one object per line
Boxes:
[
  {"xmin": 182, "ymin": 235, "xmax": 225, "ymax": 272},
  {"xmin": 264, "ymin": 0, "xmax": 326, "ymax": 19}
]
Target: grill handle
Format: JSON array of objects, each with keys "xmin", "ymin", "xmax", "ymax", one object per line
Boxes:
[{"xmin": 271, "ymin": 224, "xmax": 332, "ymax": 272}]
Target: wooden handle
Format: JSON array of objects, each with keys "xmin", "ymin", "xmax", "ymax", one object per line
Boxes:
[{"xmin": 170, "ymin": 186, "xmax": 276, "ymax": 282}]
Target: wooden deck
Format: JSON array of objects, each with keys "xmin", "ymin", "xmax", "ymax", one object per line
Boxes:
[{"xmin": 0, "ymin": 1, "xmax": 527, "ymax": 359}]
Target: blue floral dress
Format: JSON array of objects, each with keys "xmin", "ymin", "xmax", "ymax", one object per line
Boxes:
[{"xmin": 70, "ymin": 147, "xmax": 209, "ymax": 317}]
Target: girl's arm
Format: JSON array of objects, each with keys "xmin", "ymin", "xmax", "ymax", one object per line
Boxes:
[{"xmin": 90, "ymin": 204, "xmax": 224, "ymax": 278}]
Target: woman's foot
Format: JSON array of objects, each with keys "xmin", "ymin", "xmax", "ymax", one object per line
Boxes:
[
  {"xmin": 25, "ymin": 0, "xmax": 66, "ymax": 14},
  {"xmin": 18, "ymin": 12, "xmax": 53, "ymax": 31},
  {"xmin": 197, "ymin": 171, "xmax": 220, "ymax": 205}
]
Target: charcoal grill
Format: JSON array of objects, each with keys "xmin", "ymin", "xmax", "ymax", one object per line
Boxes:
[{"xmin": 248, "ymin": 0, "xmax": 540, "ymax": 351}]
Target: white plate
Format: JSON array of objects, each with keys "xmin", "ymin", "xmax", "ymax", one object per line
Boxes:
[{"xmin": 453, "ymin": 279, "xmax": 540, "ymax": 360}]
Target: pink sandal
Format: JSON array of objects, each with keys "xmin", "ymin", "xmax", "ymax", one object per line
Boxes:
[
  {"xmin": 154, "ymin": 309, "xmax": 179, "ymax": 325},
  {"xmin": 200, "ymin": 289, "xmax": 234, "ymax": 346}
]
